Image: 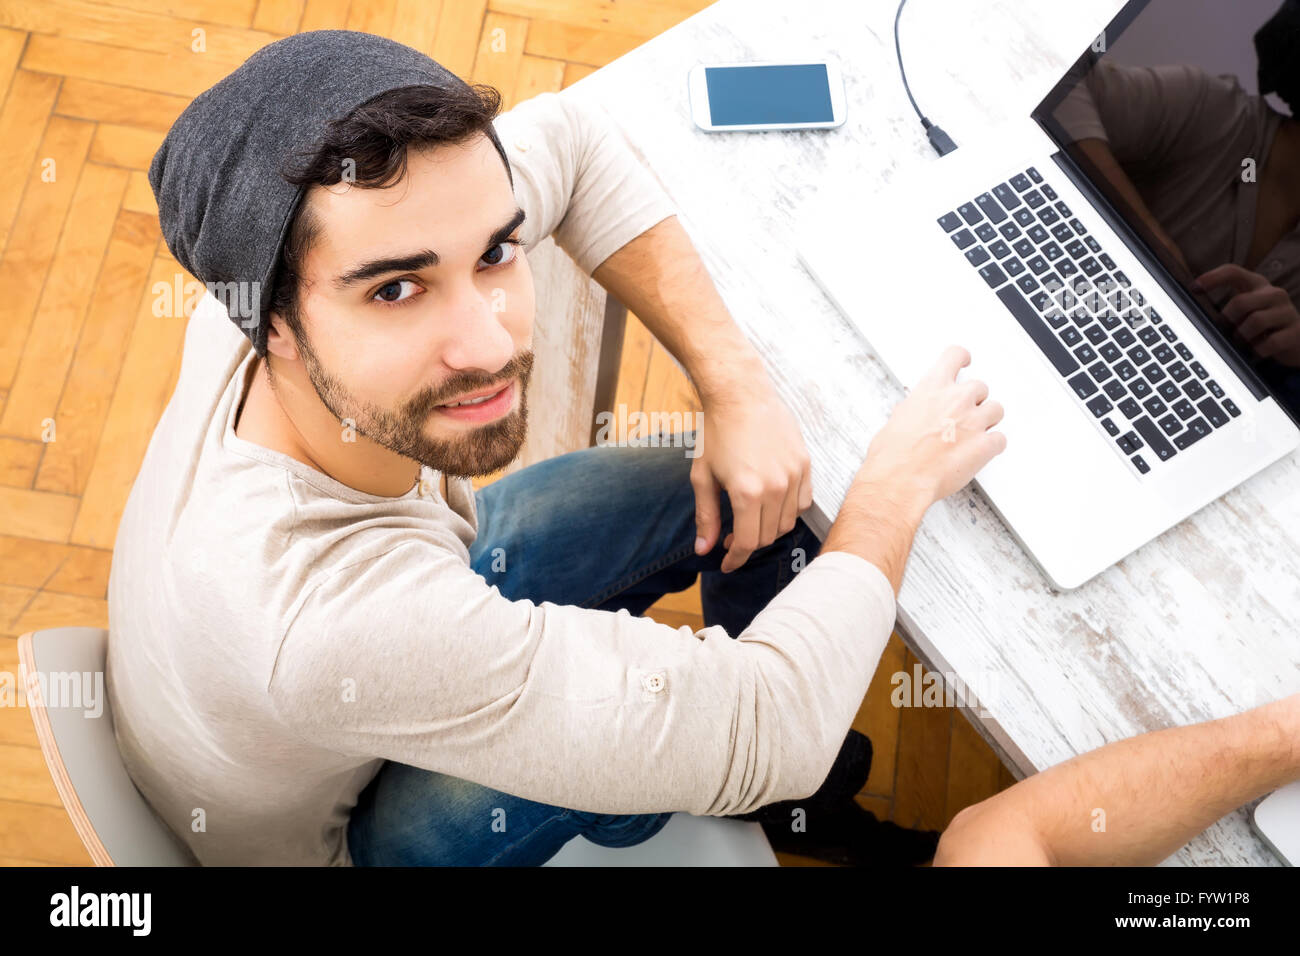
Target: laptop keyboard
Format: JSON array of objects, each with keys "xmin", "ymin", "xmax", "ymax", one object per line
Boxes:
[{"xmin": 937, "ymin": 165, "xmax": 1241, "ymax": 476}]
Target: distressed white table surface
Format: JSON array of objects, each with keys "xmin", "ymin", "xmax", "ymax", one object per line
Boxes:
[{"xmin": 565, "ymin": 0, "xmax": 1300, "ymax": 865}]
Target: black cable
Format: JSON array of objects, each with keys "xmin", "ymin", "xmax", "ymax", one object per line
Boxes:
[{"xmin": 894, "ymin": 0, "xmax": 957, "ymax": 156}]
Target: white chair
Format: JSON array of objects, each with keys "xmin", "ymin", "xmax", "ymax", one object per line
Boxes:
[{"xmin": 16, "ymin": 237, "xmax": 777, "ymax": 867}]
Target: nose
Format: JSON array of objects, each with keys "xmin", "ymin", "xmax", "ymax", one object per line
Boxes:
[{"xmin": 438, "ymin": 279, "xmax": 515, "ymax": 374}]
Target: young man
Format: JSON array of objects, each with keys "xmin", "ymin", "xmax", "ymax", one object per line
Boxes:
[{"xmin": 108, "ymin": 30, "xmax": 1005, "ymax": 866}]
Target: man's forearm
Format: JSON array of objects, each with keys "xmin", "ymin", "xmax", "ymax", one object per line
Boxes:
[
  {"xmin": 937, "ymin": 693, "xmax": 1300, "ymax": 866},
  {"xmin": 821, "ymin": 479, "xmax": 929, "ymax": 597},
  {"xmin": 590, "ymin": 215, "xmax": 768, "ymax": 402}
]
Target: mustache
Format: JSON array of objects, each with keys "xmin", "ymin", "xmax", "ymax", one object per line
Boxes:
[{"xmin": 407, "ymin": 350, "xmax": 535, "ymax": 415}]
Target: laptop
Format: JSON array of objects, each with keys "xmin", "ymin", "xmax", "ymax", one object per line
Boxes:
[{"xmin": 796, "ymin": 0, "xmax": 1300, "ymax": 589}]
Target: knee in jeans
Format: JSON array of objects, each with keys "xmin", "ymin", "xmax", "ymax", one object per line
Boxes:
[{"xmin": 576, "ymin": 811, "xmax": 674, "ymax": 848}]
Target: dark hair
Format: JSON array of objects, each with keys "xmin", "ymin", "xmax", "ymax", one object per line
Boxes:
[{"xmin": 264, "ymin": 82, "xmax": 512, "ymax": 356}]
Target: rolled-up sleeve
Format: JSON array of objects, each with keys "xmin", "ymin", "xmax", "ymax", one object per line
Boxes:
[
  {"xmin": 266, "ymin": 543, "xmax": 896, "ymax": 817},
  {"xmin": 493, "ymin": 90, "xmax": 679, "ymax": 275}
]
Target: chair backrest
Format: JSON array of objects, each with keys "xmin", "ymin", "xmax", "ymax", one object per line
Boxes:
[
  {"xmin": 506, "ymin": 234, "xmax": 626, "ymax": 472},
  {"xmin": 18, "ymin": 627, "xmax": 198, "ymax": 866}
]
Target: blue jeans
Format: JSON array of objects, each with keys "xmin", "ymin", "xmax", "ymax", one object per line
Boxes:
[{"xmin": 346, "ymin": 437, "xmax": 822, "ymax": 865}]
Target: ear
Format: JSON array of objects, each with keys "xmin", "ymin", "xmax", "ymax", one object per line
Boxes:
[{"xmin": 265, "ymin": 311, "xmax": 301, "ymax": 363}]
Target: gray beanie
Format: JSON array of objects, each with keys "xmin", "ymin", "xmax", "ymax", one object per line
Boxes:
[{"xmin": 148, "ymin": 29, "xmax": 511, "ymax": 354}]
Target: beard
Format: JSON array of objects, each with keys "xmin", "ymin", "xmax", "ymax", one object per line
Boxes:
[{"xmin": 295, "ymin": 329, "xmax": 534, "ymax": 479}]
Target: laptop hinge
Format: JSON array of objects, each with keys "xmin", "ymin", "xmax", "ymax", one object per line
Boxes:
[{"xmin": 1048, "ymin": 150, "xmax": 1269, "ymax": 402}]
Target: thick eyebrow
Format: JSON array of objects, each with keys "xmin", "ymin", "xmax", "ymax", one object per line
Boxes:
[{"xmin": 333, "ymin": 206, "xmax": 527, "ymax": 290}]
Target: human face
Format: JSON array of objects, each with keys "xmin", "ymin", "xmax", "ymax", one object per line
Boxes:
[{"xmin": 286, "ymin": 131, "xmax": 535, "ymax": 478}]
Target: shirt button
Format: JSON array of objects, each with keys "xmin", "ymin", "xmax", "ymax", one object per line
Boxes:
[
  {"xmin": 642, "ymin": 672, "xmax": 666, "ymax": 693},
  {"xmin": 514, "ymin": 138, "xmax": 530, "ymax": 152}
]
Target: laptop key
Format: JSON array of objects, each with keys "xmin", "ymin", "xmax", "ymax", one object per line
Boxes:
[
  {"xmin": 1146, "ymin": 308, "xmax": 1162, "ymax": 324},
  {"xmin": 1117, "ymin": 431, "xmax": 1143, "ymax": 455},
  {"xmin": 1198, "ymin": 397, "xmax": 1229, "ymax": 428},
  {"xmin": 1055, "ymin": 201, "xmax": 1072, "ymax": 217},
  {"xmin": 1024, "ymin": 189, "xmax": 1045, "ymax": 209},
  {"xmin": 1039, "ymin": 207, "xmax": 1060, "ymax": 226},
  {"xmin": 1192, "ymin": 361, "xmax": 1209, "ymax": 380},
  {"xmin": 993, "ymin": 285, "xmax": 1080, "ymax": 376},
  {"xmin": 976, "ymin": 223, "xmax": 997, "ymax": 242},
  {"xmin": 993, "ymin": 183, "xmax": 1022, "ymax": 209},
  {"xmin": 1068, "ymin": 372, "xmax": 1098, "ymax": 399},
  {"xmin": 1183, "ymin": 379, "xmax": 1206, "ymax": 400},
  {"xmin": 1013, "ymin": 238, "xmax": 1035, "ymax": 257},
  {"xmin": 938, "ymin": 212, "xmax": 962, "ymax": 232},
  {"xmin": 1016, "ymin": 274, "xmax": 1039, "ymax": 294},
  {"xmin": 1222, "ymin": 398, "xmax": 1241, "ymax": 417},
  {"xmin": 1027, "ymin": 255, "xmax": 1049, "ymax": 275},
  {"xmin": 1129, "ymin": 378, "xmax": 1152, "ymax": 399},
  {"xmin": 1071, "ymin": 307, "xmax": 1094, "ymax": 327},
  {"xmin": 1013, "ymin": 208, "xmax": 1035, "ymax": 226},
  {"xmin": 1060, "ymin": 324, "xmax": 1082, "ymax": 343},
  {"xmin": 1143, "ymin": 397, "xmax": 1168, "ymax": 418},
  {"xmin": 1143, "ymin": 362, "xmax": 1167, "ymax": 384},
  {"xmin": 1132, "ymin": 416, "xmax": 1175, "ymax": 461},
  {"xmin": 1173, "ymin": 417, "xmax": 1211, "ymax": 450},
  {"xmin": 1160, "ymin": 325, "xmax": 1178, "ymax": 342},
  {"xmin": 1152, "ymin": 344, "xmax": 1175, "ymax": 363},
  {"xmin": 1138, "ymin": 326, "xmax": 1161, "ymax": 346},
  {"xmin": 1104, "ymin": 379, "xmax": 1127, "ymax": 400},
  {"xmin": 1157, "ymin": 413, "xmax": 1183, "ymax": 436},
  {"xmin": 1085, "ymin": 235, "xmax": 1102, "ymax": 252},
  {"xmin": 978, "ymin": 263, "xmax": 1008, "ymax": 288},
  {"xmin": 1099, "ymin": 342, "xmax": 1122, "ymax": 363},
  {"xmin": 952, "ymin": 228, "xmax": 975, "ymax": 249},
  {"xmin": 1085, "ymin": 325, "xmax": 1107, "ymax": 345},
  {"xmin": 958, "ymin": 202, "xmax": 982, "ymax": 225},
  {"xmin": 1027, "ymin": 224, "xmax": 1049, "ymax": 244},
  {"xmin": 1088, "ymin": 361, "xmax": 1113, "ymax": 383},
  {"xmin": 1167, "ymin": 361, "xmax": 1190, "ymax": 383},
  {"xmin": 1098, "ymin": 311, "xmax": 1121, "ymax": 331},
  {"xmin": 1157, "ymin": 381, "xmax": 1180, "ymax": 401},
  {"xmin": 1115, "ymin": 271, "xmax": 1132, "ymax": 288},
  {"xmin": 1079, "ymin": 257, "xmax": 1102, "ymax": 277},
  {"xmin": 1030, "ymin": 290, "xmax": 1053, "ymax": 311},
  {"xmin": 1099, "ymin": 253, "xmax": 1116, "ymax": 271},
  {"xmin": 1127, "ymin": 345, "xmax": 1151, "ymax": 366},
  {"xmin": 1113, "ymin": 328, "xmax": 1136, "ymax": 349},
  {"xmin": 1207, "ymin": 379, "xmax": 1225, "ymax": 398},
  {"xmin": 1086, "ymin": 394, "xmax": 1113, "ymax": 417},
  {"xmin": 975, "ymin": 192, "xmax": 1007, "ymax": 223},
  {"xmin": 1114, "ymin": 360, "xmax": 1138, "ymax": 381},
  {"xmin": 1011, "ymin": 173, "xmax": 1032, "ymax": 192},
  {"xmin": 1074, "ymin": 343, "xmax": 1098, "ymax": 364},
  {"xmin": 1000, "ymin": 222, "xmax": 1021, "ymax": 240},
  {"xmin": 1172, "ymin": 399, "xmax": 1196, "ymax": 420},
  {"xmin": 1131, "ymin": 455, "xmax": 1150, "ymax": 474},
  {"xmin": 1053, "ymin": 223, "xmax": 1075, "ymax": 243},
  {"xmin": 1101, "ymin": 417, "xmax": 1120, "ymax": 436},
  {"xmin": 1005, "ymin": 258, "xmax": 1025, "ymax": 276},
  {"xmin": 1175, "ymin": 343, "xmax": 1193, "ymax": 361},
  {"xmin": 1027, "ymin": 166, "xmax": 1043, "ymax": 183},
  {"xmin": 1042, "ymin": 241, "xmax": 1063, "ymax": 261},
  {"xmin": 1065, "ymin": 239, "xmax": 1087, "ymax": 257},
  {"xmin": 1041, "ymin": 184, "xmax": 1058, "ymax": 200},
  {"xmin": 1118, "ymin": 397, "xmax": 1141, "ymax": 419},
  {"xmin": 967, "ymin": 246, "xmax": 991, "ymax": 267},
  {"xmin": 989, "ymin": 240, "xmax": 1011, "ymax": 259}
]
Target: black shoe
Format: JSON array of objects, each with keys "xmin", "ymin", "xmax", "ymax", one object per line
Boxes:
[
  {"xmin": 728, "ymin": 729, "xmax": 873, "ymax": 825},
  {"xmin": 759, "ymin": 799, "xmax": 940, "ymax": 866}
]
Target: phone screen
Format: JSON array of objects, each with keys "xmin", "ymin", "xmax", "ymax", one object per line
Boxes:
[{"xmin": 704, "ymin": 64, "xmax": 834, "ymax": 126}]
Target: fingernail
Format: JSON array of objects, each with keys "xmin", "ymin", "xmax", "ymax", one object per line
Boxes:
[{"xmin": 695, "ymin": 536, "xmax": 707, "ymax": 554}]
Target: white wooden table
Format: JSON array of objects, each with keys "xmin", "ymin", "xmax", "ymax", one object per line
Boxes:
[{"xmin": 564, "ymin": 0, "xmax": 1300, "ymax": 865}]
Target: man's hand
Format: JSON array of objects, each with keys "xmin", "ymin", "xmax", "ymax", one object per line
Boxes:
[
  {"xmin": 691, "ymin": 376, "xmax": 812, "ymax": 573},
  {"xmin": 822, "ymin": 346, "xmax": 1006, "ymax": 595},
  {"xmin": 1196, "ymin": 263, "xmax": 1300, "ymax": 367}
]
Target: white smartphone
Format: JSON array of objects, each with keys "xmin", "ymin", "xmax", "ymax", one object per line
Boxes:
[{"xmin": 687, "ymin": 59, "xmax": 846, "ymax": 132}]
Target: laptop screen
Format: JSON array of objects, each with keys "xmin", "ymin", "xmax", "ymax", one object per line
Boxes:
[{"xmin": 1033, "ymin": 0, "xmax": 1300, "ymax": 419}]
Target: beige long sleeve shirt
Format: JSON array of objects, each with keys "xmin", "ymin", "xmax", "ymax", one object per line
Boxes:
[{"xmin": 106, "ymin": 91, "xmax": 898, "ymax": 866}]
